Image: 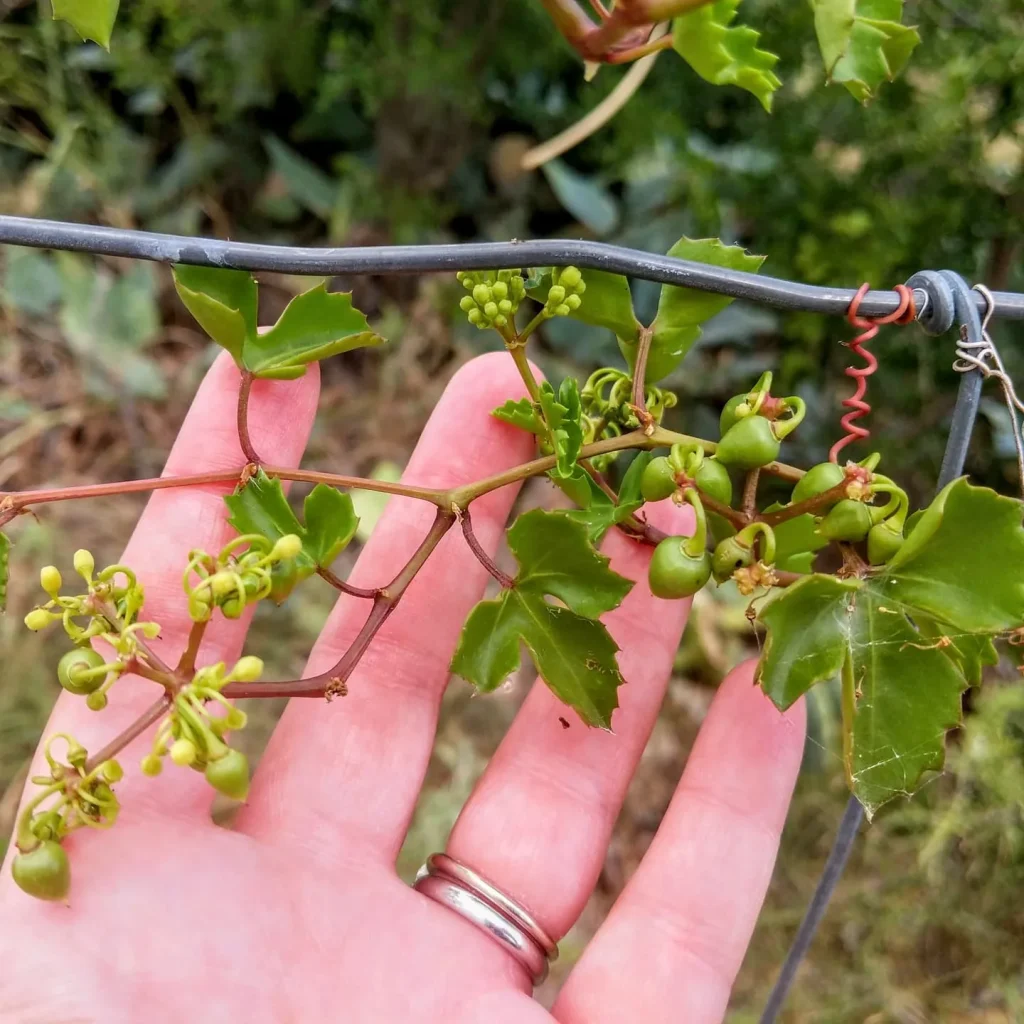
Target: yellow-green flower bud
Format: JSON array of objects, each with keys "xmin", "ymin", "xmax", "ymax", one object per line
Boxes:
[
  {"xmin": 498, "ymin": 299, "xmax": 512, "ymax": 314},
  {"xmin": 141, "ymin": 753, "xmax": 163, "ymax": 777},
  {"xmin": 459, "ymin": 295, "xmax": 475, "ymax": 312},
  {"xmin": 472, "ymin": 284, "xmax": 490, "ymax": 306},
  {"xmin": 467, "ymin": 308, "xmax": 483, "ymax": 325},
  {"xmin": 559, "ymin": 266, "xmax": 582, "ymax": 288},
  {"xmin": 554, "ymin": 304, "xmax": 571, "ymax": 317},
  {"xmin": 85, "ymin": 691, "xmax": 107, "ymax": 712},
  {"xmin": 24, "ymin": 608, "xmax": 53, "ymax": 632},
  {"xmin": 72, "ymin": 549, "xmax": 95, "ymax": 580},
  {"xmin": 99, "ymin": 759, "xmax": 123, "ymax": 783},
  {"xmin": 40, "ymin": 566, "xmax": 62, "ymax": 598},
  {"xmin": 547, "ymin": 284, "xmax": 566, "ymax": 306},
  {"xmin": 271, "ymin": 534, "xmax": 303, "ymax": 562},
  {"xmin": 491, "ymin": 281, "xmax": 508, "ymax": 300},
  {"xmin": 231, "ymin": 655, "xmax": 264, "ymax": 682},
  {"xmin": 565, "ymin": 294, "xmax": 582, "ymax": 311},
  {"xmin": 483, "ymin": 302, "xmax": 498, "ymax": 319},
  {"xmin": 170, "ymin": 738, "xmax": 197, "ymax": 767}
]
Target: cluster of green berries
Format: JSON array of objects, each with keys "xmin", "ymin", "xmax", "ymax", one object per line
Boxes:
[
  {"xmin": 184, "ymin": 532, "xmax": 303, "ymax": 622},
  {"xmin": 11, "ymin": 734, "xmax": 123, "ymax": 901},
  {"xmin": 637, "ymin": 375, "xmax": 917, "ymax": 601},
  {"xmin": 456, "ymin": 269, "xmax": 527, "ymax": 330},
  {"xmin": 24, "ymin": 550, "xmax": 157, "ymax": 710},
  {"xmin": 539, "ymin": 265, "xmax": 586, "ymax": 319},
  {"xmin": 140, "ymin": 656, "xmax": 260, "ymax": 802}
]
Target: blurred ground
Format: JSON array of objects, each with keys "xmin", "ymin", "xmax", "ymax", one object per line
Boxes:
[{"xmin": 1, "ymin": 269, "xmax": 1022, "ymax": 1021}]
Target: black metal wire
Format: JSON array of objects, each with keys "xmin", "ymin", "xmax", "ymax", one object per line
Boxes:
[
  {"xmin": 2, "ymin": 215, "xmax": 1024, "ymax": 322},
  {"xmin": 759, "ymin": 270, "xmax": 986, "ymax": 1024}
]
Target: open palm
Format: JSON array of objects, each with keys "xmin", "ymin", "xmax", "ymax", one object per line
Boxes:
[{"xmin": 0, "ymin": 352, "xmax": 804, "ymax": 1024}]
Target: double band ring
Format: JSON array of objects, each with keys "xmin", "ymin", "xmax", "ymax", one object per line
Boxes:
[{"xmin": 414, "ymin": 854, "xmax": 558, "ymax": 985}]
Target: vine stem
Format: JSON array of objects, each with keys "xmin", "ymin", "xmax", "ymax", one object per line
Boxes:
[
  {"xmin": 223, "ymin": 509, "xmax": 456, "ymax": 699},
  {"xmin": 759, "ymin": 480, "xmax": 849, "ymax": 527},
  {"xmin": 317, "ymin": 565, "xmax": 378, "ymax": 600},
  {"xmin": 460, "ymin": 511, "xmax": 515, "ymax": 588},
  {"xmin": 176, "ymin": 619, "xmax": 208, "ymax": 678},
  {"xmin": 742, "ymin": 469, "xmax": 761, "ymax": 519},
  {"xmin": 236, "ymin": 372, "xmax": 261, "ymax": 464},
  {"xmin": 83, "ymin": 695, "xmax": 172, "ymax": 774},
  {"xmin": 629, "ymin": 326, "xmax": 657, "ymax": 434}
]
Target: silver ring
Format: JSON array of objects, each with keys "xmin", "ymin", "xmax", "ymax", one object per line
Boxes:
[{"xmin": 413, "ymin": 854, "xmax": 557, "ymax": 985}]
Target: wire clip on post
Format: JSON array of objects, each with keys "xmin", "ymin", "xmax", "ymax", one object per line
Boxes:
[{"xmin": 829, "ymin": 283, "xmax": 915, "ymax": 464}]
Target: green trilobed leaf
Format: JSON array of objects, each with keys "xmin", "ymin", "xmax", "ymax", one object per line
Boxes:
[
  {"xmin": 173, "ymin": 268, "xmax": 382, "ymax": 379},
  {"xmin": 172, "ymin": 265, "xmax": 258, "ymax": 367},
  {"xmin": 0, "ymin": 531, "xmax": 9, "ymax": 612},
  {"xmin": 451, "ymin": 509, "xmax": 632, "ymax": 727},
  {"xmin": 246, "ymin": 285, "xmax": 383, "ymax": 379},
  {"xmin": 492, "ymin": 398, "xmax": 543, "ymax": 435},
  {"xmin": 539, "ymin": 378, "xmax": 584, "ymax": 480},
  {"xmin": 673, "ymin": 0, "xmax": 782, "ymax": 112},
  {"xmin": 810, "ymin": 0, "xmax": 921, "ymax": 103},
  {"xmin": 757, "ymin": 574, "xmax": 971, "ymax": 818},
  {"xmin": 636, "ymin": 237, "xmax": 766, "ymax": 383},
  {"xmin": 224, "ymin": 469, "xmax": 358, "ymax": 580},
  {"xmin": 884, "ymin": 478, "xmax": 1024, "ymax": 634},
  {"xmin": 528, "ymin": 268, "xmax": 639, "ymax": 343},
  {"xmin": 51, "ymin": 0, "xmax": 119, "ymax": 48}
]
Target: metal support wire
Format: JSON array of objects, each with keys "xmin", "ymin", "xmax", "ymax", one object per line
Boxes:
[
  {"xmin": 1, "ymin": 215, "xmax": 1024, "ymax": 322},
  {"xmin": 759, "ymin": 270, "xmax": 986, "ymax": 1024}
]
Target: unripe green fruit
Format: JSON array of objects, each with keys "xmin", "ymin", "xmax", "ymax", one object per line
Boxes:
[
  {"xmin": 868, "ymin": 521, "xmax": 904, "ymax": 565},
  {"xmin": 791, "ymin": 462, "xmax": 845, "ymax": 507},
  {"xmin": 648, "ymin": 540, "xmax": 712, "ymax": 599},
  {"xmin": 817, "ymin": 499, "xmax": 873, "ymax": 542},
  {"xmin": 712, "ymin": 536, "xmax": 754, "ymax": 582},
  {"xmin": 209, "ymin": 571, "xmax": 238, "ymax": 598},
  {"xmin": 641, "ymin": 457, "xmax": 678, "ymax": 502},
  {"xmin": 85, "ymin": 691, "xmax": 107, "ymax": 712},
  {"xmin": 205, "ymin": 748, "xmax": 250, "ymax": 801},
  {"xmin": 221, "ymin": 596, "xmax": 244, "ymax": 619},
  {"xmin": 715, "ymin": 416, "xmax": 780, "ymax": 470},
  {"xmin": 269, "ymin": 559, "xmax": 300, "ymax": 605},
  {"xmin": 12, "ymin": 841, "xmax": 70, "ymax": 901},
  {"xmin": 57, "ymin": 648, "xmax": 106, "ymax": 696},
  {"xmin": 694, "ymin": 459, "xmax": 733, "ymax": 506}
]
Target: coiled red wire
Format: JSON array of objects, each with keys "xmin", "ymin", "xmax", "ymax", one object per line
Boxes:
[{"xmin": 828, "ymin": 283, "xmax": 916, "ymax": 463}]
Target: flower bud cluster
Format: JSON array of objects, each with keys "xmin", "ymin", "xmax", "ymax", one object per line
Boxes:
[{"xmin": 456, "ymin": 269, "xmax": 527, "ymax": 330}]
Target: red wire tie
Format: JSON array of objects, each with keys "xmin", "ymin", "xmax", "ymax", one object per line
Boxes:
[{"xmin": 828, "ymin": 283, "xmax": 916, "ymax": 464}]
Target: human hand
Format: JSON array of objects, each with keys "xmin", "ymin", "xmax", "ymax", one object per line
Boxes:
[{"xmin": 0, "ymin": 352, "xmax": 804, "ymax": 1024}]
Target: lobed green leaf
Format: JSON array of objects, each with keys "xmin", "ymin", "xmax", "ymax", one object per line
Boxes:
[
  {"xmin": 810, "ymin": 0, "xmax": 921, "ymax": 103},
  {"xmin": 672, "ymin": 0, "xmax": 782, "ymax": 112},
  {"xmin": 52, "ymin": 0, "xmax": 119, "ymax": 48}
]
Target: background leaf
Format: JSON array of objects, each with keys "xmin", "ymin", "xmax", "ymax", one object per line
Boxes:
[
  {"xmin": 540, "ymin": 159, "xmax": 619, "ymax": 235},
  {"xmin": 51, "ymin": 0, "xmax": 119, "ymax": 48},
  {"xmin": 673, "ymin": 0, "xmax": 782, "ymax": 112},
  {"xmin": 810, "ymin": 0, "xmax": 921, "ymax": 103}
]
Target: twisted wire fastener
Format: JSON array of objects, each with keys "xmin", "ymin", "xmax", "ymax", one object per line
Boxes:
[
  {"xmin": 828, "ymin": 283, "xmax": 915, "ymax": 464},
  {"xmin": 953, "ymin": 284, "xmax": 1024, "ymax": 499}
]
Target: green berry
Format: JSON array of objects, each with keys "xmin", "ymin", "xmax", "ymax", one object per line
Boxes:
[
  {"xmin": 791, "ymin": 462, "xmax": 846, "ymax": 508},
  {"xmin": 648, "ymin": 539, "xmax": 712, "ymax": 599},
  {"xmin": 12, "ymin": 841, "xmax": 70, "ymax": 901},
  {"xmin": 714, "ymin": 416, "xmax": 781, "ymax": 470},
  {"xmin": 57, "ymin": 648, "xmax": 107, "ymax": 696},
  {"xmin": 817, "ymin": 499, "xmax": 873, "ymax": 543},
  {"xmin": 204, "ymin": 748, "xmax": 250, "ymax": 802},
  {"xmin": 85, "ymin": 691, "xmax": 107, "ymax": 712},
  {"xmin": 719, "ymin": 393, "xmax": 753, "ymax": 436},
  {"xmin": 868, "ymin": 521, "xmax": 905, "ymax": 565},
  {"xmin": 641, "ymin": 457, "xmax": 678, "ymax": 503},
  {"xmin": 712, "ymin": 536, "xmax": 755, "ymax": 582},
  {"xmin": 694, "ymin": 459, "xmax": 733, "ymax": 506}
]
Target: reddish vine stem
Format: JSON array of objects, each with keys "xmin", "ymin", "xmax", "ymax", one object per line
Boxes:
[
  {"xmin": 460, "ymin": 511, "xmax": 515, "ymax": 588},
  {"xmin": 236, "ymin": 372, "xmax": 261, "ymax": 465},
  {"xmin": 759, "ymin": 480, "xmax": 850, "ymax": 527},
  {"xmin": 697, "ymin": 490, "xmax": 748, "ymax": 529},
  {"xmin": 629, "ymin": 325, "xmax": 657, "ymax": 434},
  {"xmin": 176, "ymin": 619, "xmax": 208, "ymax": 678},
  {"xmin": 317, "ymin": 566, "xmax": 378, "ymax": 601},
  {"xmin": 742, "ymin": 469, "xmax": 761, "ymax": 519},
  {"xmin": 223, "ymin": 509, "xmax": 457, "ymax": 699},
  {"xmin": 83, "ymin": 695, "xmax": 172, "ymax": 774}
]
